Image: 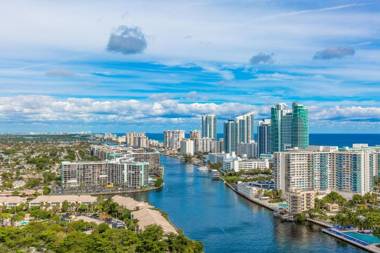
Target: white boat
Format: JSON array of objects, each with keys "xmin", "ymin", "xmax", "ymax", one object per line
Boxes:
[
  {"xmin": 197, "ymin": 166, "xmax": 208, "ymax": 171},
  {"xmin": 211, "ymin": 169, "xmax": 221, "ymax": 180}
]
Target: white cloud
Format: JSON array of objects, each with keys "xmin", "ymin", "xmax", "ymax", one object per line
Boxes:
[{"xmin": 0, "ymin": 96, "xmax": 259, "ymax": 123}]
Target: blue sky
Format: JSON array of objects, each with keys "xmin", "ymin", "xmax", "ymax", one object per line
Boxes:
[{"xmin": 1, "ymin": 0, "xmax": 380, "ymax": 133}]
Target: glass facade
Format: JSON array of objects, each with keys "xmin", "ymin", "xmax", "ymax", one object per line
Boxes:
[{"xmin": 291, "ymin": 103, "xmax": 309, "ymax": 149}]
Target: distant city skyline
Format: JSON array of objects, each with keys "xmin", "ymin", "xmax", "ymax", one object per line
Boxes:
[{"xmin": 1, "ymin": 1, "xmax": 380, "ymax": 133}]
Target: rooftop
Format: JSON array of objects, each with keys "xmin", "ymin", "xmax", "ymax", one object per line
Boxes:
[
  {"xmin": 132, "ymin": 208, "xmax": 177, "ymax": 234},
  {"xmin": 111, "ymin": 195, "xmax": 152, "ymax": 211},
  {"xmin": 30, "ymin": 195, "xmax": 97, "ymax": 204}
]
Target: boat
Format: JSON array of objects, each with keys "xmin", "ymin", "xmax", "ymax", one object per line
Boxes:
[
  {"xmin": 197, "ymin": 166, "xmax": 209, "ymax": 171},
  {"xmin": 211, "ymin": 169, "xmax": 220, "ymax": 180}
]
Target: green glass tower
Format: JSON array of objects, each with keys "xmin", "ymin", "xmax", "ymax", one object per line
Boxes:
[
  {"xmin": 271, "ymin": 102, "xmax": 309, "ymax": 152},
  {"xmin": 271, "ymin": 103, "xmax": 292, "ymax": 152},
  {"xmin": 291, "ymin": 102, "xmax": 309, "ymax": 149}
]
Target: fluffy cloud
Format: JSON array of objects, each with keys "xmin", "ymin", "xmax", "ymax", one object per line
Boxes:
[
  {"xmin": 313, "ymin": 47, "xmax": 355, "ymax": 60},
  {"xmin": 0, "ymin": 96, "xmax": 258, "ymax": 123},
  {"xmin": 313, "ymin": 106, "xmax": 380, "ymax": 122},
  {"xmin": 107, "ymin": 26, "xmax": 147, "ymax": 54},
  {"xmin": 249, "ymin": 53, "xmax": 274, "ymax": 65}
]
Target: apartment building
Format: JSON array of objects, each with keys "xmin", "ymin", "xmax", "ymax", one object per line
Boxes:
[
  {"xmin": 288, "ymin": 190, "xmax": 316, "ymax": 214},
  {"xmin": 61, "ymin": 159, "xmax": 149, "ymax": 190},
  {"xmin": 273, "ymin": 145, "xmax": 380, "ymax": 197}
]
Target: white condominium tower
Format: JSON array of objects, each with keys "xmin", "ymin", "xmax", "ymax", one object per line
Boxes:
[
  {"xmin": 273, "ymin": 145, "xmax": 380, "ymax": 196},
  {"xmin": 235, "ymin": 112, "xmax": 255, "ymax": 144},
  {"xmin": 201, "ymin": 114, "xmax": 217, "ymax": 139},
  {"xmin": 163, "ymin": 130, "xmax": 185, "ymax": 150}
]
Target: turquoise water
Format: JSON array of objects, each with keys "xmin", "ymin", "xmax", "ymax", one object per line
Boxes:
[
  {"xmin": 344, "ymin": 232, "xmax": 380, "ymax": 245},
  {"xmin": 131, "ymin": 156, "xmax": 365, "ymax": 253}
]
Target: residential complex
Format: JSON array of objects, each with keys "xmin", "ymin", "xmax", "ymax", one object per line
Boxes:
[
  {"xmin": 258, "ymin": 119, "xmax": 271, "ymax": 155},
  {"xmin": 273, "ymin": 145, "xmax": 380, "ymax": 197},
  {"xmin": 180, "ymin": 139, "xmax": 195, "ymax": 156},
  {"xmin": 223, "ymin": 112, "xmax": 255, "ymax": 154},
  {"xmin": 90, "ymin": 145, "xmax": 162, "ymax": 176},
  {"xmin": 224, "ymin": 120, "xmax": 237, "ymax": 153},
  {"xmin": 201, "ymin": 114, "xmax": 217, "ymax": 139},
  {"xmin": 287, "ymin": 190, "xmax": 316, "ymax": 214},
  {"xmin": 126, "ymin": 132, "xmax": 149, "ymax": 148},
  {"xmin": 164, "ymin": 130, "xmax": 185, "ymax": 150},
  {"xmin": 61, "ymin": 159, "xmax": 149, "ymax": 191},
  {"xmin": 235, "ymin": 112, "xmax": 255, "ymax": 144}
]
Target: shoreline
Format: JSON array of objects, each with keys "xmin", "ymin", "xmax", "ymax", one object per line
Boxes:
[
  {"xmin": 53, "ymin": 185, "xmax": 163, "ymax": 196},
  {"xmin": 165, "ymin": 153, "xmax": 379, "ymax": 253}
]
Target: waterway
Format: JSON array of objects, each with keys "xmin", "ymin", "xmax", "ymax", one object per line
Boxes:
[{"xmin": 131, "ymin": 156, "xmax": 365, "ymax": 253}]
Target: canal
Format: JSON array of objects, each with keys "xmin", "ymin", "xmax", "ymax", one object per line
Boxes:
[{"xmin": 131, "ymin": 156, "xmax": 365, "ymax": 253}]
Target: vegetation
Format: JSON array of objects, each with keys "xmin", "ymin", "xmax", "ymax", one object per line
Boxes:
[
  {"xmin": 0, "ymin": 135, "xmax": 100, "ymax": 192},
  {"xmin": 294, "ymin": 212, "xmax": 307, "ymax": 224},
  {"xmin": 0, "ymin": 220, "xmax": 202, "ymax": 253},
  {"xmin": 308, "ymin": 191, "xmax": 380, "ymax": 233},
  {"xmin": 0, "ymin": 198, "xmax": 203, "ymax": 252},
  {"xmin": 154, "ymin": 177, "xmax": 163, "ymax": 188},
  {"xmin": 263, "ymin": 189, "xmax": 282, "ymax": 203},
  {"xmin": 208, "ymin": 162, "xmax": 221, "ymax": 171},
  {"xmin": 222, "ymin": 169, "xmax": 272, "ymax": 184}
]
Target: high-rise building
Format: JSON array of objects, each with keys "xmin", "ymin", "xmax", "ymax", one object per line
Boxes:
[
  {"xmin": 237, "ymin": 142, "xmax": 258, "ymax": 159},
  {"xmin": 163, "ymin": 130, "xmax": 185, "ymax": 150},
  {"xmin": 189, "ymin": 130, "xmax": 201, "ymax": 140},
  {"xmin": 180, "ymin": 139, "xmax": 195, "ymax": 156},
  {"xmin": 126, "ymin": 132, "xmax": 147, "ymax": 147},
  {"xmin": 223, "ymin": 120, "xmax": 237, "ymax": 153},
  {"xmin": 271, "ymin": 102, "xmax": 309, "ymax": 152},
  {"xmin": 235, "ymin": 112, "xmax": 255, "ymax": 144},
  {"xmin": 291, "ymin": 102, "xmax": 309, "ymax": 149},
  {"xmin": 61, "ymin": 160, "xmax": 149, "ymax": 190},
  {"xmin": 273, "ymin": 145, "xmax": 380, "ymax": 197},
  {"xmin": 258, "ymin": 119, "xmax": 271, "ymax": 155},
  {"xmin": 201, "ymin": 114, "xmax": 217, "ymax": 139}
]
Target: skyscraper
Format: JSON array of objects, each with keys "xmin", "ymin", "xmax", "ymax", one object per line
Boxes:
[
  {"xmin": 235, "ymin": 112, "xmax": 255, "ymax": 144},
  {"xmin": 271, "ymin": 103, "xmax": 292, "ymax": 152},
  {"xmin": 258, "ymin": 119, "xmax": 271, "ymax": 155},
  {"xmin": 223, "ymin": 120, "xmax": 237, "ymax": 153},
  {"xmin": 271, "ymin": 102, "xmax": 309, "ymax": 152},
  {"xmin": 201, "ymin": 114, "xmax": 217, "ymax": 139},
  {"xmin": 163, "ymin": 130, "xmax": 185, "ymax": 150},
  {"xmin": 291, "ymin": 102, "xmax": 309, "ymax": 149}
]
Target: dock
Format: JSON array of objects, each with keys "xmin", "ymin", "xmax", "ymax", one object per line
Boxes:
[{"xmin": 322, "ymin": 228, "xmax": 380, "ymax": 253}]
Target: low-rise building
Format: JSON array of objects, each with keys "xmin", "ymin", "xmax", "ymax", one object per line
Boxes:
[
  {"xmin": 0, "ymin": 196, "xmax": 27, "ymax": 209},
  {"xmin": 238, "ymin": 159, "xmax": 270, "ymax": 170},
  {"xmin": 111, "ymin": 195, "xmax": 152, "ymax": 210},
  {"xmin": 132, "ymin": 208, "xmax": 177, "ymax": 234},
  {"xmin": 29, "ymin": 195, "xmax": 97, "ymax": 208},
  {"xmin": 288, "ymin": 190, "xmax": 315, "ymax": 214}
]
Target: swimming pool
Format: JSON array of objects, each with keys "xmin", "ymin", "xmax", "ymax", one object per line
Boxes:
[{"xmin": 343, "ymin": 231, "xmax": 380, "ymax": 245}]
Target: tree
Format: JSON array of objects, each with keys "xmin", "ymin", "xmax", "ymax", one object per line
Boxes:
[
  {"xmin": 374, "ymin": 227, "xmax": 380, "ymax": 238},
  {"xmin": 61, "ymin": 200, "xmax": 70, "ymax": 213},
  {"xmin": 43, "ymin": 186, "xmax": 51, "ymax": 195},
  {"xmin": 154, "ymin": 177, "xmax": 163, "ymax": 188}
]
